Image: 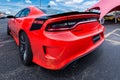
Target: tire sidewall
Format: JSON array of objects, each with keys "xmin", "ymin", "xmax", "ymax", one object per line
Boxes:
[{"xmin": 19, "ymin": 32, "xmax": 33, "ymax": 65}]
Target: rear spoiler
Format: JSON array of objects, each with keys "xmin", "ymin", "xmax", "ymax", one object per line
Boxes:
[
  {"xmin": 48, "ymin": 11, "xmax": 99, "ymax": 18},
  {"xmin": 36, "ymin": 11, "xmax": 100, "ymax": 20}
]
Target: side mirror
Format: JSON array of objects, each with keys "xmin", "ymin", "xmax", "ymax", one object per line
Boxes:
[{"xmin": 7, "ymin": 15, "xmax": 16, "ymax": 18}]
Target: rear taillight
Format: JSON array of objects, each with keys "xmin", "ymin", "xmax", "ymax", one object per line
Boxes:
[
  {"xmin": 30, "ymin": 16, "xmax": 48, "ymax": 31},
  {"xmin": 46, "ymin": 18, "xmax": 98, "ymax": 32},
  {"xmin": 30, "ymin": 20, "xmax": 45, "ymax": 31},
  {"xmin": 46, "ymin": 21, "xmax": 77, "ymax": 31}
]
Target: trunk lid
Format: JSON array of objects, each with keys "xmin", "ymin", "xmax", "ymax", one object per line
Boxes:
[{"xmin": 44, "ymin": 12, "xmax": 100, "ymax": 32}]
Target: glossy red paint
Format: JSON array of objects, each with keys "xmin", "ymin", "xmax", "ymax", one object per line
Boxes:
[{"xmin": 8, "ymin": 6, "xmax": 105, "ymax": 70}]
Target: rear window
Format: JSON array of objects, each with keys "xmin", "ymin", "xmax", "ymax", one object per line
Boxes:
[{"xmin": 39, "ymin": 8, "xmax": 66, "ymax": 15}]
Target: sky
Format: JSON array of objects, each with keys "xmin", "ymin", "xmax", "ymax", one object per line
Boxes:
[{"xmin": 0, "ymin": 0, "xmax": 99, "ymax": 15}]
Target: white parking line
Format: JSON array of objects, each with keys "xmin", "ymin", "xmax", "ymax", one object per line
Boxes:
[
  {"xmin": 105, "ymin": 28, "xmax": 120, "ymax": 45},
  {"xmin": 105, "ymin": 28, "xmax": 120, "ymax": 38},
  {"xmin": 105, "ymin": 39, "xmax": 120, "ymax": 45},
  {"xmin": 0, "ymin": 40, "xmax": 14, "ymax": 44},
  {"xmin": 113, "ymin": 33, "xmax": 120, "ymax": 37}
]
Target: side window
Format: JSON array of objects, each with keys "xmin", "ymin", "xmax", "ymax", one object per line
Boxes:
[
  {"xmin": 15, "ymin": 8, "xmax": 30, "ymax": 18},
  {"xmin": 15, "ymin": 10, "xmax": 23, "ymax": 18},
  {"xmin": 20, "ymin": 8, "xmax": 30, "ymax": 17}
]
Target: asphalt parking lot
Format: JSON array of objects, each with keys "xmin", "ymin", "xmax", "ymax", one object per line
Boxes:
[{"xmin": 0, "ymin": 19, "xmax": 120, "ymax": 80}]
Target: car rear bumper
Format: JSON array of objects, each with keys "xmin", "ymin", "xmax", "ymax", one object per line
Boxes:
[
  {"xmin": 32, "ymin": 25, "xmax": 105, "ymax": 70},
  {"xmin": 33, "ymin": 29, "xmax": 104, "ymax": 70}
]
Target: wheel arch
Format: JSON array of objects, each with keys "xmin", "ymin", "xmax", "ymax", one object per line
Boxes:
[
  {"xmin": 18, "ymin": 30, "xmax": 28, "ymax": 45},
  {"xmin": 19, "ymin": 30, "xmax": 25, "ymax": 37},
  {"xmin": 18, "ymin": 29, "xmax": 32, "ymax": 51}
]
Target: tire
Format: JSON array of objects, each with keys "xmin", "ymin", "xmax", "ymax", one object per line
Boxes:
[
  {"xmin": 19, "ymin": 32, "xmax": 33, "ymax": 66},
  {"xmin": 7, "ymin": 25, "xmax": 10, "ymax": 35}
]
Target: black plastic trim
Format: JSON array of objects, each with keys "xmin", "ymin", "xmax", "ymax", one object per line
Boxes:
[{"xmin": 48, "ymin": 12, "xmax": 99, "ymax": 18}]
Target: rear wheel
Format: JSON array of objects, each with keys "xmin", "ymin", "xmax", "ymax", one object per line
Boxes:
[{"xmin": 19, "ymin": 32, "xmax": 33, "ymax": 66}]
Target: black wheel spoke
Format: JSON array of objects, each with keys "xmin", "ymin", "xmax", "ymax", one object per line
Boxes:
[
  {"xmin": 20, "ymin": 44, "xmax": 25, "ymax": 52},
  {"xmin": 19, "ymin": 35, "xmax": 26, "ymax": 55},
  {"xmin": 20, "ymin": 40, "xmax": 25, "ymax": 44},
  {"xmin": 20, "ymin": 35, "xmax": 25, "ymax": 41}
]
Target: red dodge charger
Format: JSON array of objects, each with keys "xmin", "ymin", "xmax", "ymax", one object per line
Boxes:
[{"xmin": 7, "ymin": 6, "xmax": 104, "ymax": 70}]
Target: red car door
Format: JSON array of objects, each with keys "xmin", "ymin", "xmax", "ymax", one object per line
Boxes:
[
  {"xmin": 13, "ymin": 18, "xmax": 23, "ymax": 37},
  {"xmin": 10, "ymin": 8, "xmax": 30, "ymax": 37},
  {"xmin": 9, "ymin": 9, "xmax": 23, "ymax": 37}
]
